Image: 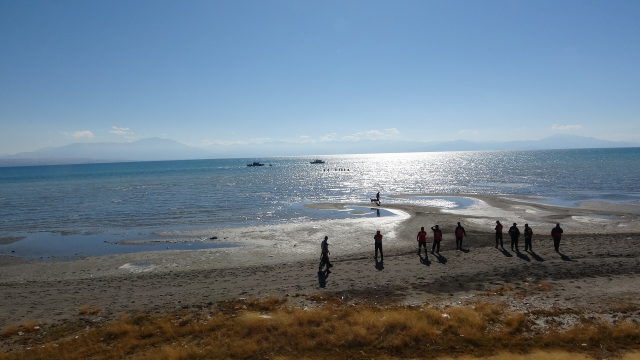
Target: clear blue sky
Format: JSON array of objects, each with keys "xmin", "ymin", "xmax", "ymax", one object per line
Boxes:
[{"xmin": 1, "ymin": 0, "xmax": 639, "ymax": 154}]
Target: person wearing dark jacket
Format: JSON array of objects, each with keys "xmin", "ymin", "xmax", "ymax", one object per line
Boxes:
[
  {"xmin": 374, "ymin": 230, "xmax": 384, "ymax": 261},
  {"xmin": 551, "ymin": 223, "xmax": 564, "ymax": 252},
  {"xmin": 495, "ymin": 221, "xmax": 504, "ymax": 248},
  {"xmin": 454, "ymin": 222, "xmax": 466, "ymax": 250},
  {"xmin": 319, "ymin": 236, "xmax": 332, "ymax": 272},
  {"xmin": 524, "ymin": 224, "xmax": 533, "ymax": 251},
  {"xmin": 508, "ymin": 223, "xmax": 520, "ymax": 251}
]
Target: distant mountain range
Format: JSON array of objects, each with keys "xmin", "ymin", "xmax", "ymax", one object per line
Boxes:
[
  {"xmin": 193, "ymin": 134, "xmax": 640, "ymax": 158},
  {"xmin": 0, "ymin": 138, "xmax": 210, "ymax": 166},
  {"xmin": 0, "ymin": 134, "xmax": 637, "ymax": 167}
]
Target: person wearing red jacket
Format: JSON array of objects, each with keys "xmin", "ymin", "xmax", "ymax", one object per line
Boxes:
[
  {"xmin": 431, "ymin": 225, "xmax": 442, "ymax": 254},
  {"xmin": 551, "ymin": 223, "xmax": 563, "ymax": 252},
  {"xmin": 417, "ymin": 227, "xmax": 428, "ymax": 256}
]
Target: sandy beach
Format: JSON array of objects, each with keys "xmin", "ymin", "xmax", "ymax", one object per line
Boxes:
[{"xmin": 1, "ymin": 194, "xmax": 640, "ymax": 341}]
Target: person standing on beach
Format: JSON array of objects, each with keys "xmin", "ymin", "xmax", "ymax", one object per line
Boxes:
[
  {"xmin": 524, "ymin": 224, "xmax": 533, "ymax": 251},
  {"xmin": 319, "ymin": 236, "xmax": 332, "ymax": 272},
  {"xmin": 417, "ymin": 227, "xmax": 428, "ymax": 256},
  {"xmin": 551, "ymin": 223, "xmax": 563, "ymax": 252},
  {"xmin": 431, "ymin": 225, "xmax": 442, "ymax": 254},
  {"xmin": 495, "ymin": 221, "xmax": 504, "ymax": 248},
  {"xmin": 371, "ymin": 191, "xmax": 381, "ymax": 205},
  {"xmin": 374, "ymin": 230, "xmax": 384, "ymax": 261},
  {"xmin": 454, "ymin": 222, "xmax": 466, "ymax": 250},
  {"xmin": 508, "ymin": 223, "xmax": 520, "ymax": 251}
]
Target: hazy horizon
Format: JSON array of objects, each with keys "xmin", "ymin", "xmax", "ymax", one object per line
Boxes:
[
  {"xmin": 2, "ymin": 1, "xmax": 640, "ymax": 155},
  {"xmin": 1, "ymin": 134, "xmax": 638, "ymax": 167}
]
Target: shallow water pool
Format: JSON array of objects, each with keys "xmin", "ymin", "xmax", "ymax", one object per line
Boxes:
[{"xmin": 402, "ymin": 196, "xmax": 478, "ymax": 210}]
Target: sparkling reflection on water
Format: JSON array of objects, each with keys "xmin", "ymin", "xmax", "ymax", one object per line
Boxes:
[{"xmin": 0, "ymin": 148, "xmax": 639, "ymax": 238}]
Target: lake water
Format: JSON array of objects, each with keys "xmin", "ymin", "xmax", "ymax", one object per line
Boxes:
[{"xmin": 1, "ymin": 148, "xmax": 639, "ymax": 258}]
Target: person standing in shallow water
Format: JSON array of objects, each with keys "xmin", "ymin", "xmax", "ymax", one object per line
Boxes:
[
  {"xmin": 551, "ymin": 223, "xmax": 564, "ymax": 252},
  {"xmin": 508, "ymin": 223, "xmax": 520, "ymax": 251},
  {"xmin": 431, "ymin": 225, "xmax": 442, "ymax": 254},
  {"xmin": 319, "ymin": 236, "xmax": 332, "ymax": 272},
  {"xmin": 495, "ymin": 221, "xmax": 504, "ymax": 248},
  {"xmin": 417, "ymin": 227, "xmax": 428, "ymax": 256},
  {"xmin": 454, "ymin": 222, "xmax": 466, "ymax": 250},
  {"xmin": 524, "ymin": 224, "xmax": 533, "ymax": 251},
  {"xmin": 374, "ymin": 230, "xmax": 383, "ymax": 261}
]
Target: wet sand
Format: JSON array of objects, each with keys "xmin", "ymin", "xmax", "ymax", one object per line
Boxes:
[{"xmin": 1, "ymin": 195, "xmax": 639, "ymax": 331}]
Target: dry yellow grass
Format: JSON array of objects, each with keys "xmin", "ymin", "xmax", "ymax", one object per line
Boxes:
[
  {"xmin": 486, "ymin": 283, "xmax": 516, "ymax": 296},
  {"xmin": 538, "ymin": 281, "xmax": 553, "ymax": 291},
  {"xmin": 78, "ymin": 305, "xmax": 103, "ymax": 315},
  {"xmin": 444, "ymin": 350, "xmax": 640, "ymax": 360},
  {"xmin": 0, "ymin": 326, "xmax": 21, "ymax": 339},
  {"xmin": 1, "ymin": 297, "xmax": 639, "ymax": 360},
  {"xmin": 610, "ymin": 302, "xmax": 640, "ymax": 314},
  {"xmin": 0, "ymin": 322, "xmax": 41, "ymax": 338}
]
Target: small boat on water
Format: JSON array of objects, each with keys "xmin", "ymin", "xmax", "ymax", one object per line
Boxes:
[
  {"xmin": 247, "ymin": 161, "xmax": 265, "ymax": 167},
  {"xmin": 310, "ymin": 159, "xmax": 325, "ymax": 164}
]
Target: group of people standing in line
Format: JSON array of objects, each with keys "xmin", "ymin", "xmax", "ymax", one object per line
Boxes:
[
  {"xmin": 319, "ymin": 221, "xmax": 565, "ymax": 272},
  {"xmin": 495, "ymin": 221, "xmax": 564, "ymax": 252},
  {"xmin": 415, "ymin": 222, "xmax": 468, "ymax": 256}
]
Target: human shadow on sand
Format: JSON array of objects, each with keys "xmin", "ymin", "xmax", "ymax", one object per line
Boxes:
[
  {"xmin": 433, "ymin": 253, "xmax": 447, "ymax": 264},
  {"xmin": 515, "ymin": 250, "xmax": 531, "ymax": 262},
  {"xmin": 499, "ymin": 248, "xmax": 513, "ymax": 257},
  {"xmin": 318, "ymin": 269, "xmax": 330, "ymax": 288},
  {"xmin": 527, "ymin": 250, "xmax": 544, "ymax": 262},
  {"xmin": 460, "ymin": 248, "xmax": 470, "ymax": 253},
  {"xmin": 559, "ymin": 252, "xmax": 575, "ymax": 261},
  {"xmin": 419, "ymin": 255, "xmax": 431, "ymax": 266},
  {"xmin": 375, "ymin": 259, "xmax": 385, "ymax": 271}
]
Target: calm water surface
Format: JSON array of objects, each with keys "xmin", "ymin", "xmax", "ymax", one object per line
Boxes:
[{"xmin": 1, "ymin": 148, "xmax": 639, "ymax": 257}]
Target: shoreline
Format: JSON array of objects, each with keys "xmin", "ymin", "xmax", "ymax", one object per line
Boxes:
[
  {"xmin": 2, "ymin": 194, "xmax": 638, "ymax": 261},
  {"xmin": 1, "ymin": 194, "xmax": 639, "ymax": 332}
]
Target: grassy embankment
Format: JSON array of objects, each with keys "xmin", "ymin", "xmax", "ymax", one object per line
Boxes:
[{"xmin": 1, "ymin": 295, "xmax": 640, "ymax": 360}]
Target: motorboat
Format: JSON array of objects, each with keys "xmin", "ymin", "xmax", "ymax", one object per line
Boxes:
[
  {"xmin": 247, "ymin": 161, "xmax": 265, "ymax": 167},
  {"xmin": 310, "ymin": 159, "xmax": 325, "ymax": 164}
]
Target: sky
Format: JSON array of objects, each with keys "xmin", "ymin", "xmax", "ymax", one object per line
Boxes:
[{"xmin": 1, "ymin": 0, "xmax": 639, "ymax": 155}]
